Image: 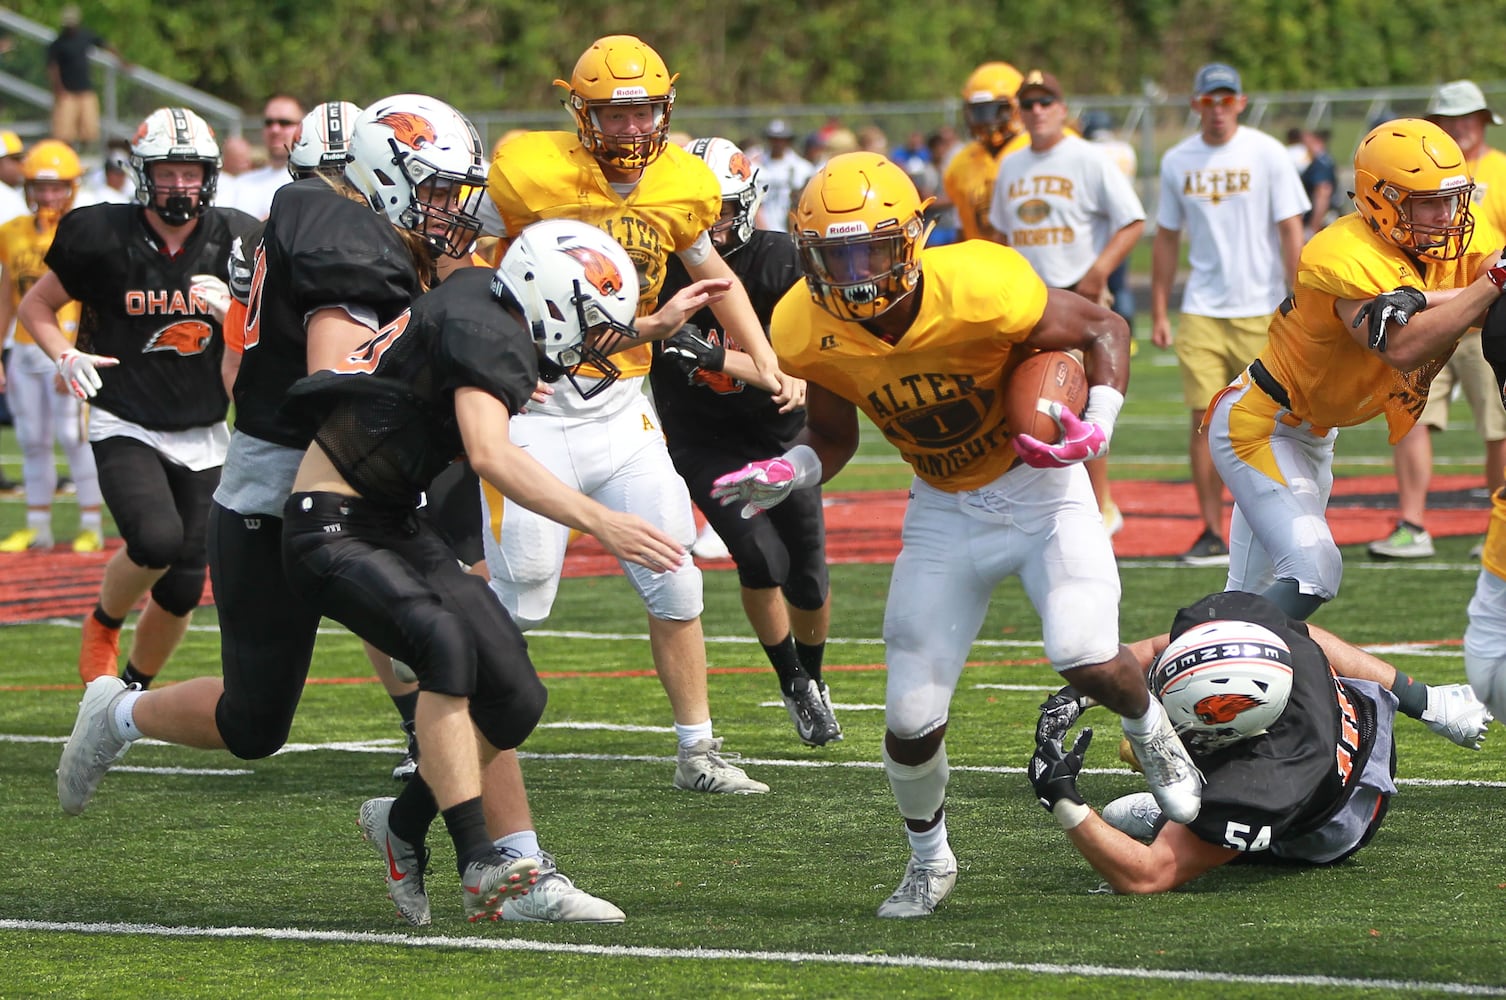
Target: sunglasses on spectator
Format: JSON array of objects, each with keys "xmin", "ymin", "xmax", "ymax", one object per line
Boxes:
[
  {"xmin": 1019, "ymin": 96, "xmax": 1057, "ymax": 111},
  {"xmin": 264, "ymin": 117, "xmax": 299, "ymax": 127},
  {"xmin": 1194, "ymin": 94, "xmax": 1240, "ymax": 109}
]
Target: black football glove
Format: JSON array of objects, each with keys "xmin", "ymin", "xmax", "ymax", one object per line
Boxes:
[
  {"xmin": 1352, "ymin": 286, "xmax": 1426, "ymax": 353},
  {"xmin": 1036, "ymin": 684, "xmax": 1094, "ymax": 743},
  {"xmin": 661, "ymin": 324, "xmax": 726, "ymax": 381},
  {"xmin": 1028, "ymin": 728, "xmax": 1093, "ymax": 812}
]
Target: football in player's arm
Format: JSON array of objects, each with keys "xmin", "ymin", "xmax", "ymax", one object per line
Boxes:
[{"xmin": 1029, "ymin": 590, "xmax": 1492, "ymax": 894}]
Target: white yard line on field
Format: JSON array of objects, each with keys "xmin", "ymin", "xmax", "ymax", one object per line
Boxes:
[{"xmin": 0, "ymin": 919, "xmax": 1500, "ymax": 995}]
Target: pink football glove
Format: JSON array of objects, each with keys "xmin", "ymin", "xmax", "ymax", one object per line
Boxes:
[
  {"xmin": 710, "ymin": 457, "xmax": 798, "ymax": 519},
  {"xmin": 1013, "ymin": 403, "xmax": 1109, "ymax": 468}
]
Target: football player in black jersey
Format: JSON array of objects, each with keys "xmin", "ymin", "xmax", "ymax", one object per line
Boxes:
[
  {"xmin": 651, "ymin": 137, "xmax": 839, "ymax": 747},
  {"xmin": 1028, "ymin": 590, "xmax": 1492, "ymax": 893},
  {"xmin": 19, "ymin": 107, "xmax": 258, "ymax": 691},
  {"xmin": 280, "ymin": 218, "xmax": 679, "ymax": 923},
  {"xmin": 53, "ymin": 96, "xmax": 475, "ymax": 811}
]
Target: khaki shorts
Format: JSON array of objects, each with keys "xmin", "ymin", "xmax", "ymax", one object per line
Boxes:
[
  {"xmin": 1420, "ymin": 330, "xmax": 1506, "ymax": 439},
  {"xmin": 51, "ymin": 90, "xmax": 100, "ymax": 145},
  {"xmin": 1174, "ymin": 313, "xmax": 1274, "ymax": 412}
]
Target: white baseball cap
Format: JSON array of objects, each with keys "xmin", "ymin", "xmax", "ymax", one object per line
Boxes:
[{"xmin": 1428, "ymin": 80, "xmax": 1503, "ymax": 125}]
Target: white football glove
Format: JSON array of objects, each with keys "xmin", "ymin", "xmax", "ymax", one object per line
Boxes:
[
  {"xmin": 190, "ymin": 273, "xmax": 232, "ymax": 324},
  {"xmin": 56, "ymin": 349, "xmax": 120, "ymax": 400},
  {"xmin": 1421, "ymin": 683, "xmax": 1493, "ymax": 750}
]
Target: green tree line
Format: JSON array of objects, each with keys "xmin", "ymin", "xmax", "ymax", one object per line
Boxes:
[{"xmin": 10, "ymin": 0, "xmax": 1506, "ymax": 113}]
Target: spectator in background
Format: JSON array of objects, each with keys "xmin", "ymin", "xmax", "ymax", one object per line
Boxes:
[
  {"xmin": 0, "ymin": 132, "xmax": 28, "ymax": 224},
  {"xmin": 1285, "ymin": 126, "xmax": 1311, "ymax": 172},
  {"xmin": 1081, "ymin": 110, "xmax": 1139, "ymax": 330},
  {"xmin": 1150, "ymin": 62, "xmax": 1308, "ymax": 567},
  {"xmin": 754, "ymin": 119, "xmax": 812, "ymax": 232},
  {"xmin": 45, "ymin": 5, "xmax": 125, "ymax": 152},
  {"xmin": 924, "ymin": 128, "xmax": 961, "ymax": 246},
  {"xmin": 1300, "ymin": 129, "xmax": 1336, "ymax": 239},
  {"xmin": 214, "ymin": 134, "xmax": 254, "ymax": 210},
  {"xmin": 78, "ymin": 144, "xmax": 133, "ymax": 206},
  {"xmin": 991, "ymin": 70, "xmax": 1146, "ymax": 538},
  {"xmin": 857, "ymin": 124, "xmax": 889, "ymax": 156},
  {"xmin": 1369, "ymin": 80, "xmax": 1506, "ymax": 560},
  {"xmin": 221, "ymin": 95, "xmax": 303, "ymax": 219}
]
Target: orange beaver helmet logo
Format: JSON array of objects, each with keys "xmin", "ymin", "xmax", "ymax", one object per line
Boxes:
[
  {"xmin": 143, "ymin": 319, "xmax": 214, "ymax": 356},
  {"xmin": 1193, "ymin": 692, "xmax": 1265, "ymax": 725},
  {"xmin": 560, "ymin": 244, "xmax": 624, "ymax": 297},
  {"xmin": 728, "ymin": 151, "xmax": 753, "ymax": 181},
  {"xmin": 376, "ymin": 112, "xmax": 436, "ymax": 150}
]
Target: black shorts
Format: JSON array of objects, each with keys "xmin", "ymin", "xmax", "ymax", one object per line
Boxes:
[
  {"xmin": 208, "ymin": 502, "xmax": 324, "ymax": 760},
  {"xmin": 282, "ymin": 491, "xmax": 546, "ymax": 751},
  {"xmin": 92, "ymin": 435, "xmax": 219, "ymax": 571}
]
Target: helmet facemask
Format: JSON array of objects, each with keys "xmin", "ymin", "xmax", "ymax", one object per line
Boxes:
[
  {"xmin": 576, "ymin": 95, "xmax": 674, "ymax": 170},
  {"xmin": 796, "ymin": 217, "xmax": 930, "ymax": 322},
  {"xmin": 963, "ymin": 99, "xmax": 1015, "ymax": 149},
  {"xmin": 402, "ymin": 170, "xmax": 486, "ymax": 259},
  {"xmin": 1383, "ymin": 185, "xmax": 1475, "ymax": 262}
]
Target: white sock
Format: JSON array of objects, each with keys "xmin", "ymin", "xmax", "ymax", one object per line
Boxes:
[
  {"xmin": 113, "ymin": 689, "xmax": 145, "ymax": 741},
  {"xmin": 906, "ymin": 815, "xmax": 952, "ymax": 865},
  {"xmin": 25, "ymin": 510, "xmax": 51, "ymax": 537},
  {"xmin": 674, "ymin": 720, "xmax": 714, "ymax": 749},
  {"xmin": 494, "ymin": 830, "xmax": 542, "ymax": 861},
  {"xmin": 80, "ymin": 510, "xmax": 103, "ymax": 532},
  {"xmin": 1122, "ymin": 696, "xmax": 1166, "ymax": 738}
]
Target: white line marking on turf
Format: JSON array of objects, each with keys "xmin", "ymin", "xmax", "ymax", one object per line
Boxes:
[
  {"xmin": 0, "ymin": 919, "xmax": 1498, "ymax": 995},
  {"xmin": 6, "ymin": 733, "xmax": 1503, "ymax": 787},
  {"xmin": 113, "ymin": 766, "xmax": 252, "ymax": 776}
]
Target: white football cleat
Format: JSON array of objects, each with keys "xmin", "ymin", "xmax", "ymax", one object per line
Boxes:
[{"xmin": 877, "ymin": 852, "xmax": 957, "ymax": 918}]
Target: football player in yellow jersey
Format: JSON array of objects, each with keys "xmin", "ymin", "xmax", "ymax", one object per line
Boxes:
[
  {"xmin": 0, "ymin": 139, "xmax": 102, "ymax": 553},
  {"xmin": 943, "ymin": 61, "xmax": 1023, "ymax": 242},
  {"xmin": 1207, "ymin": 119, "xmax": 1506, "ymax": 625},
  {"xmin": 480, "ymin": 35, "xmax": 797, "ymax": 805},
  {"xmin": 711, "ymin": 152, "xmax": 1204, "ymax": 917},
  {"xmin": 1370, "ymin": 81, "xmax": 1506, "ymax": 560}
]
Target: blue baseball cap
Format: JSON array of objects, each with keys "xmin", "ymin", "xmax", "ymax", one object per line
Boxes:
[{"xmin": 1193, "ymin": 63, "xmax": 1242, "ymax": 97}]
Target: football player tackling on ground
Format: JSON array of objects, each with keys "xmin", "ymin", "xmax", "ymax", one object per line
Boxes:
[
  {"xmin": 711, "ymin": 152, "xmax": 1203, "ymax": 917},
  {"xmin": 1028, "ymin": 590, "xmax": 1491, "ymax": 893}
]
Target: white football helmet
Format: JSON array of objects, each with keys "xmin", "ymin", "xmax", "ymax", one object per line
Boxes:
[
  {"xmin": 344, "ymin": 94, "xmax": 487, "ymax": 258},
  {"xmin": 684, "ymin": 136, "xmax": 765, "ymax": 255},
  {"xmin": 1150, "ymin": 620, "xmax": 1295, "ymax": 753},
  {"xmin": 492, "ymin": 219, "xmax": 639, "ymax": 400},
  {"xmin": 289, "ymin": 100, "xmax": 362, "ymax": 180},
  {"xmin": 131, "ymin": 107, "xmax": 221, "ymax": 226}
]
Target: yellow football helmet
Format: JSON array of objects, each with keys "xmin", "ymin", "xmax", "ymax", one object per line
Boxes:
[
  {"xmin": 1353, "ymin": 118, "xmax": 1474, "ymax": 262},
  {"xmin": 791, "ymin": 152, "xmax": 935, "ymax": 323},
  {"xmin": 556, "ymin": 34, "xmax": 678, "ymax": 170},
  {"xmin": 960, "ymin": 61, "xmax": 1023, "ymax": 150},
  {"xmin": 22, "ymin": 139, "xmax": 82, "ymax": 221}
]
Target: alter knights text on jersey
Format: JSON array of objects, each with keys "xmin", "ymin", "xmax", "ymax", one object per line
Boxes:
[
  {"xmin": 45, "ymin": 201, "xmax": 259, "ymax": 431},
  {"xmin": 771, "ymin": 240, "xmax": 1048, "ymax": 492}
]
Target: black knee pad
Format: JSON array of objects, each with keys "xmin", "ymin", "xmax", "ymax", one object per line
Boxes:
[
  {"xmin": 470, "ymin": 672, "xmax": 548, "ymax": 752},
  {"xmin": 151, "ymin": 563, "xmax": 207, "ymax": 616},
  {"xmin": 216, "ymin": 695, "xmax": 297, "ymax": 760},
  {"xmin": 781, "ymin": 562, "xmax": 829, "ymax": 612}
]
